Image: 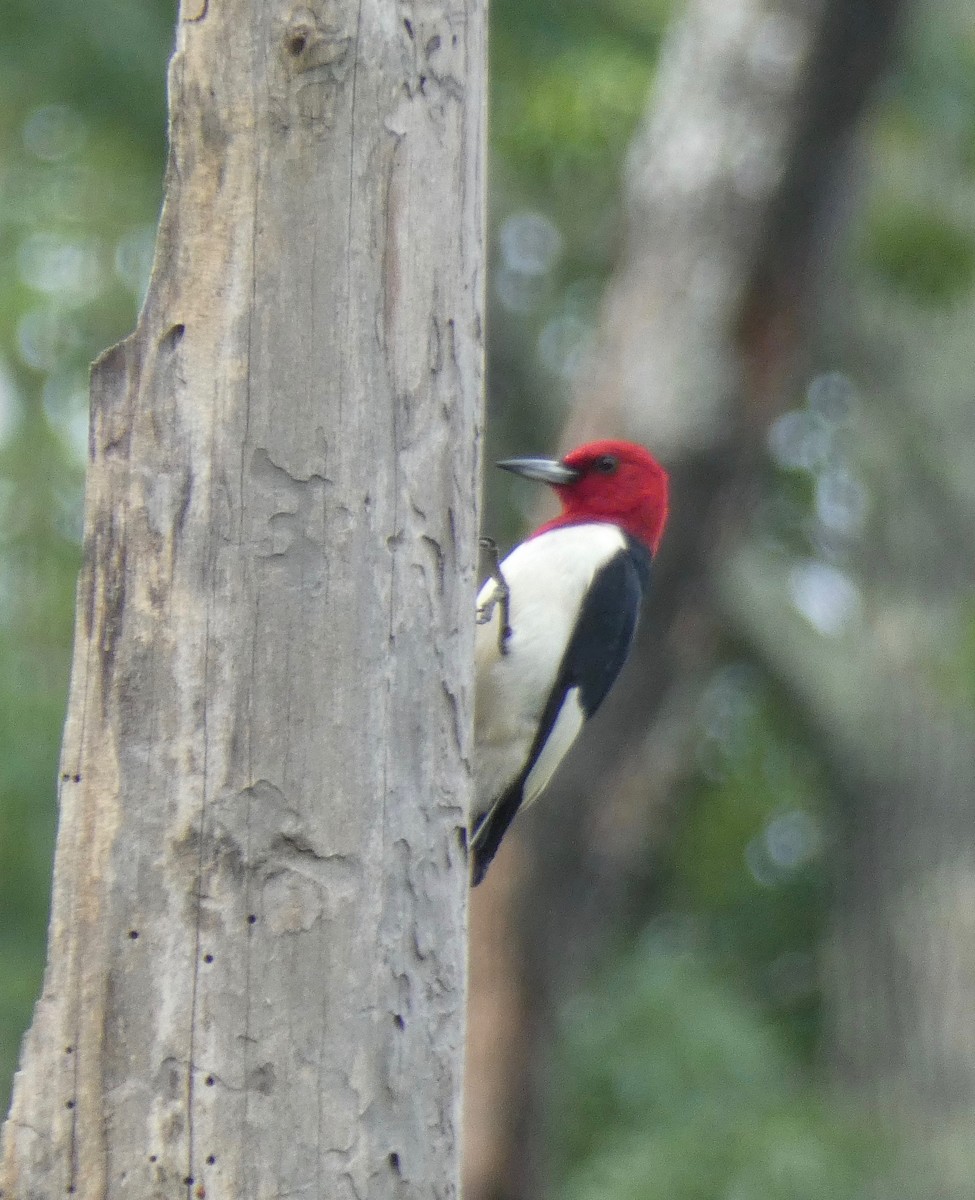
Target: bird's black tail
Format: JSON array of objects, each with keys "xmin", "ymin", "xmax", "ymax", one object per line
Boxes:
[{"xmin": 469, "ymin": 781, "xmax": 525, "ymax": 886}]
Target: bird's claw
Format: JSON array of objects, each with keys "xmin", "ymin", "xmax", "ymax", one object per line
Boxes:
[{"xmin": 478, "ymin": 537, "xmax": 513, "ymax": 655}]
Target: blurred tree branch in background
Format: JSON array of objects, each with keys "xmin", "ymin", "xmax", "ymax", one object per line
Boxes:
[
  {"xmin": 553, "ymin": 0, "xmax": 906, "ymax": 908},
  {"xmin": 469, "ymin": 0, "xmax": 917, "ymax": 1197}
]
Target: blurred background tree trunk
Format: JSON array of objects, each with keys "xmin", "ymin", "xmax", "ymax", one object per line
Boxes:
[
  {"xmin": 0, "ymin": 0, "xmax": 484, "ymax": 1195},
  {"xmin": 467, "ymin": 1, "xmax": 909, "ymax": 1197},
  {"xmin": 724, "ymin": 542, "xmax": 975, "ymax": 1195}
]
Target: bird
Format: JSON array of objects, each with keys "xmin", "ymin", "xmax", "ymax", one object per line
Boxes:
[{"xmin": 470, "ymin": 439, "xmax": 669, "ymax": 885}]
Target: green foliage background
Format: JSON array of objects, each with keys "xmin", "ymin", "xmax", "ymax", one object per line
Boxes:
[
  {"xmin": 0, "ymin": 0, "xmax": 170, "ymax": 1113},
  {"xmin": 2, "ymin": 0, "xmax": 975, "ymax": 1195}
]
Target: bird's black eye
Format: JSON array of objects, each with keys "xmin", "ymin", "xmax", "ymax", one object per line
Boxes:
[{"xmin": 593, "ymin": 455, "xmax": 619, "ymax": 475}]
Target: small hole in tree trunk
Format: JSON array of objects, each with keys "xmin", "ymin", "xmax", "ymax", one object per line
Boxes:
[{"xmin": 161, "ymin": 323, "xmax": 185, "ymax": 352}]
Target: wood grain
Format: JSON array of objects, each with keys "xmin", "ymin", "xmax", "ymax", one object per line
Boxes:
[{"xmin": 1, "ymin": 1, "xmax": 484, "ymax": 1196}]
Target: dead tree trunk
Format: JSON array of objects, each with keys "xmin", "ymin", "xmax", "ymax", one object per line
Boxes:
[{"xmin": 1, "ymin": 1, "xmax": 484, "ymax": 1196}]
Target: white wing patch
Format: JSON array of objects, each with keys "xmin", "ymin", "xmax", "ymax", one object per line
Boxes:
[
  {"xmin": 473, "ymin": 523, "xmax": 625, "ymax": 821},
  {"xmin": 523, "ymin": 686, "xmax": 584, "ymax": 807}
]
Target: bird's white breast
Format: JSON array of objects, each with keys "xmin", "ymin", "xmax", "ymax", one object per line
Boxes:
[{"xmin": 474, "ymin": 522, "xmax": 627, "ymax": 816}]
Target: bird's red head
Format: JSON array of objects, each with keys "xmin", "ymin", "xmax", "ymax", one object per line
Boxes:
[{"xmin": 499, "ymin": 439, "xmax": 670, "ymax": 553}]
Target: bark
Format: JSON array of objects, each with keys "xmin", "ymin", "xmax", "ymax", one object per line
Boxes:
[
  {"xmin": 1, "ymin": 0, "xmax": 485, "ymax": 1197},
  {"xmin": 465, "ymin": 1, "xmax": 906, "ymax": 1196}
]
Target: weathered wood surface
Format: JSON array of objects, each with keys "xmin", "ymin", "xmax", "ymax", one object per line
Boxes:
[{"xmin": 1, "ymin": 0, "xmax": 484, "ymax": 1196}]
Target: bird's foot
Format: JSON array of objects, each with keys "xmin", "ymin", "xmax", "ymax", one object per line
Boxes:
[{"xmin": 477, "ymin": 537, "xmax": 513, "ymax": 655}]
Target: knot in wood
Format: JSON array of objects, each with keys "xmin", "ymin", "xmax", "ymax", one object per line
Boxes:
[{"xmin": 285, "ymin": 23, "xmax": 310, "ymax": 58}]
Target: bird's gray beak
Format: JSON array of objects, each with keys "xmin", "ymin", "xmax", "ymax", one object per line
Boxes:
[{"xmin": 496, "ymin": 456, "xmax": 581, "ymax": 485}]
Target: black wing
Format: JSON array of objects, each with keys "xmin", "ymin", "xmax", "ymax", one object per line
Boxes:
[{"xmin": 470, "ymin": 544, "xmax": 649, "ymax": 885}]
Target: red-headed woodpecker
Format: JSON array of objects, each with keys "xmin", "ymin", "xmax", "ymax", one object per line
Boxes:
[{"xmin": 471, "ymin": 439, "xmax": 670, "ymax": 885}]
